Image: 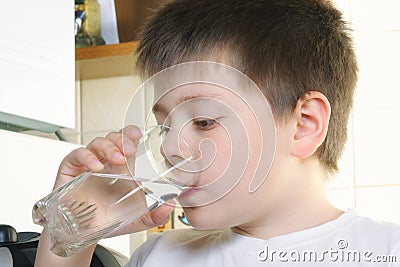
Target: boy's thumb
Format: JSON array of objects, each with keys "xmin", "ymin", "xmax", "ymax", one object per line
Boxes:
[{"xmin": 149, "ymin": 201, "xmax": 175, "ymax": 225}]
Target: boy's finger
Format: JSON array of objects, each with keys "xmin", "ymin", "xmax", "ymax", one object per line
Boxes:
[
  {"xmin": 105, "ymin": 131, "xmax": 125, "ymax": 151},
  {"xmin": 121, "ymin": 125, "xmax": 142, "ymax": 141},
  {"xmin": 121, "ymin": 125, "xmax": 143, "ymax": 156},
  {"xmin": 62, "ymin": 147, "xmax": 104, "ymax": 172},
  {"xmin": 86, "ymin": 137, "xmax": 125, "ymax": 165},
  {"xmin": 149, "ymin": 202, "xmax": 175, "ymax": 226},
  {"xmin": 105, "ymin": 131, "xmax": 136, "ymax": 157}
]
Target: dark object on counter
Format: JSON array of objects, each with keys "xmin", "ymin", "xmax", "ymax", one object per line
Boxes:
[
  {"xmin": 0, "ymin": 225, "xmax": 18, "ymax": 243},
  {"xmin": 75, "ymin": 0, "xmax": 105, "ymax": 47},
  {"xmin": 0, "ymin": 224, "xmax": 125, "ymax": 267}
]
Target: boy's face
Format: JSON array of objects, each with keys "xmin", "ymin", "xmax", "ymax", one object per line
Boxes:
[{"xmin": 149, "ymin": 62, "xmax": 285, "ymax": 229}]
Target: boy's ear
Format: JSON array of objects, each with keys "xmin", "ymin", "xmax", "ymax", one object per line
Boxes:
[{"xmin": 291, "ymin": 91, "xmax": 331, "ymax": 159}]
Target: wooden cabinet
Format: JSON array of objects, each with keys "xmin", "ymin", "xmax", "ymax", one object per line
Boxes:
[{"xmin": 75, "ymin": 41, "xmax": 138, "ymax": 79}]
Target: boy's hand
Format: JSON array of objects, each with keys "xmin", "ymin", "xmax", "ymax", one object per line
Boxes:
[{"xmin": 54, "ymin": 125, "xmax": 174, "ymax": 234}]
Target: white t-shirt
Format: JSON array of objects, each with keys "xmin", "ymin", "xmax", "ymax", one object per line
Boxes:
[{"xmin": 126, "ymin": 209, "xmax": 400, "ymax": 266}]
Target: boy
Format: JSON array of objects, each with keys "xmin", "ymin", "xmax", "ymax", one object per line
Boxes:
[{"xmin": 35, "ymin": 0, "xmax": 400, "ymax": 266}]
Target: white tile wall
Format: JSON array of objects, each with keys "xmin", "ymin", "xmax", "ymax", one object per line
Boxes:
[
  {"xmin": 350, "ymin": 0, "xmax": 400, "ymax": 34},
  {"xmin": 326, "ymin": 0, "xmax": 400, "ymax": 221},
  {"xmin": 353, "ymin": 108, "xmax": 400, "ymax": 186},
  {"xmin": 353, "ymin": 32, "xmax": 400, "ymax": 110},
  {"xmin": 356, "ymin": 185, "xmax": 400, "ymax": 223},
  {"xmin": 332, "ymin": 0, "xmax": 351, "ymax": 22},
  {"xmin": 81, "ymin": 130, "xmax": 111, "ymax": 146},
  {"xmin": 81, "ymin": 76, "xmax": 142, "ymax": 133},
  {"xmin": 325, "ymin": 187, "xmax": 355, "ymax": 211}
]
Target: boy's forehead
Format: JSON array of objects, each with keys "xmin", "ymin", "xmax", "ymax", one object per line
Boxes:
[
  {"xmin": 157, "ymin": 82, "xmax": 225, "ymax": 98},
  {"xmin": 153, "ymin": 83, "xmax": 231, "ymax": 111}
]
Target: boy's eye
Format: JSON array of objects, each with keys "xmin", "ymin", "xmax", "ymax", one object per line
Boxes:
[
  {"xmin": 156, "ymin": 125, "xmax": 170, "ymax": 139},
  {"xmin": 159, "ymin": 125, "xmax": 170, "ymax": 137},
  {"xmin": 193, "ymin": 118, "xmax": 219, "ymax": 131}
]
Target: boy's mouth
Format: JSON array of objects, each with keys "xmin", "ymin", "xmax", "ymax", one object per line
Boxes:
[{"xmin": 178, "ymin": 187, "xmax": 200, "ymax": 206}]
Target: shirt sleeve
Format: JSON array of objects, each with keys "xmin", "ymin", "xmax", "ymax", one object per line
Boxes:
[{"xmin": 124, "ymin": 233, "xmax": 162, "ymax": 267}]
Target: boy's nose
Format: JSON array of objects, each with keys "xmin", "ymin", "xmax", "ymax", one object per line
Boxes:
[
  {"xmin": 160, "ymin": 128, "xmax": 194, "ymax": 166},
  {"xmin": 158, "ymin": 128, "xmax": 203, "ymax": 188}
]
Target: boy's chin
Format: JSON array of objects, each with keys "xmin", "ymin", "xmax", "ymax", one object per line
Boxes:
[{"xmin": 183, "ymin": 206, "xmax": 230, "ymax": 230}]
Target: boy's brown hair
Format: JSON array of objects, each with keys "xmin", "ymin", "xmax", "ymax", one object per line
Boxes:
[{"xmin": 135, "ymin": 0, "xmax": 358, "ymax": 174}]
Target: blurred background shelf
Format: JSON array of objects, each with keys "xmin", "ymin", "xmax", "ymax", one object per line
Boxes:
[
  {"xmin": 75, "ymin": 0, "xmax": 168, "ymax": 80},
  {"xmin": 75, "ymin": 41, "xmax": 138, "ymax": 79}
]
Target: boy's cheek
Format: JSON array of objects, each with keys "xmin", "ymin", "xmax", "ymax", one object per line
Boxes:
[
  {"xmin": 194, "ymin": 133, "xmax": 231, "ymax": 184},
  {"xmin": 195, "ymin": 129, "xmax": 265, "ymax": 194}
]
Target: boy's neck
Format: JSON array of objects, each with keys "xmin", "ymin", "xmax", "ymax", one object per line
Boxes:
[
  {"xmin": 232, "ymin": 198, "xmax": 343, "ymax": 240},
  {"xmin": 232, "ymin": 160, "xmax": 343, "ymax": 240}
]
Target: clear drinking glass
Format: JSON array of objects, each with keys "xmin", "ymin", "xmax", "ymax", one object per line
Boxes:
[{"xmin": 32, "ymin": 125, "xmax": 195, "ymax": 257}]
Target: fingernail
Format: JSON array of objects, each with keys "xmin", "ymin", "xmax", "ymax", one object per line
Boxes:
[{"xmin": 112, "ymin": 151, "xmax": 124, "ymax": 159}]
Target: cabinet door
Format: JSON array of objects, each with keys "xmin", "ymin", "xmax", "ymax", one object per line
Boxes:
[
  {"xmin": 0, "ymin": 0, "xmax": 75, "ymax": 129},
  {"xmin": 0, "ymin": 130, "xmax": 80, "ymax": 232}
]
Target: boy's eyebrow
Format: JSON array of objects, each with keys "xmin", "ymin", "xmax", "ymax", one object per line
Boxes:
[{"xmin": 152, "ymin": 93, "xmax": 221, "ymax": 113}]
